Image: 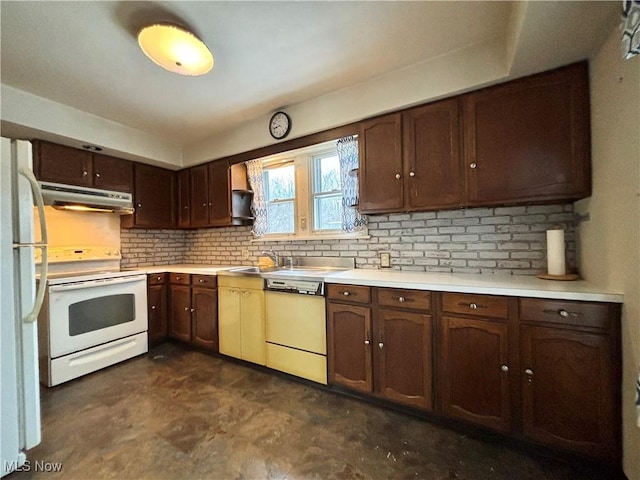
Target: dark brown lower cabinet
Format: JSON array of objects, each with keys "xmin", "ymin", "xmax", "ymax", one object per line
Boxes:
[
  {"xmin": 147, "ymin": 273, "xmax": 168, "ymax": 347},
  {"xmin": 168, "ymin": 273, "xmax": 218, "ymax": 351},
  {"xmin": 327, "ymin": 285, "xmax": 621, "ymax": 464},
  {"xmin": 377, "ymin": 309, "xmax": 432, "ymax": 409},
  {"xmin": 327, "ymin": 285, "xmax": 433, "ymax": 410},
  {"xmin": 440, "ymin": 316, "xmax": 510, "ymax": 432},
  {"xmin": 191, "ymin": 286, "xmax": 218, "ymax": 350},
  {"xmin": 327, "ymin": 302, "xmax": 372, "ymax": 393},
  {"xmin": 520, "ymin": 325, "xmax": 617, "ymax": 461},
  {"xmin": 169, "ymin": 284, "xmax": 192, "ymax": 342}
]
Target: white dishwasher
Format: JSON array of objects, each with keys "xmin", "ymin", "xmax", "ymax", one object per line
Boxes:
[{"xmin": 264, "ymin": 278, "xmax": 327, "ymax": 384}]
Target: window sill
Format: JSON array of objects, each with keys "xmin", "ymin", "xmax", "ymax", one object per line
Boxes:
[{"xmin": 251, "ymin": 231, "xmax": 369, "ymax": 242}]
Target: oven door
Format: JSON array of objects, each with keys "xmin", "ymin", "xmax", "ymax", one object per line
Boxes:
[{"xmin": 47, "ymin": 274, "xmax": 147, "ymax": 358}]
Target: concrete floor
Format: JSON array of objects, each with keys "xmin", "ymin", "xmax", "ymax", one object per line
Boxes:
[{"xmin": 11, "ymin": 343, "xmax": 622, "ymax": 480}]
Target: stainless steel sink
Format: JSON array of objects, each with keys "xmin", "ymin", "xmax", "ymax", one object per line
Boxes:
[{"xmin": 225, "ymin": 266, "xmax": 278, "ymax": 276}]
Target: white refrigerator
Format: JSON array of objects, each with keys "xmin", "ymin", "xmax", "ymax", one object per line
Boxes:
[{"xmin": 1, "ymin": 138, "xmax": 48, "ymax": 477}]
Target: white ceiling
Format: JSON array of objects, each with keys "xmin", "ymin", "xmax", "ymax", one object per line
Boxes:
[{"xmin": 0, "ymin": 1, "xmax": 619, "ymax": 167}]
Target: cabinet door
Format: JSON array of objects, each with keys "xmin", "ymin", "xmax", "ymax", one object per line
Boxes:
[
  {"xmin": 464, "ymin": 62, "xmax": 590, "ymax": 206},
  {"xmin": 177, "ymin": 170, "xmax": 190, "ymax": 228},
  {"xmin": 520, "ymin": 326, "xmax": 618, "ymax": 461},
  {"xmin": 377, "ymin": 309, "xmax": 432, "ymax": 410},
  {"xmin": 190, "ymin": 164, "xmax": 209, "ymax": 227},
  {"xmin": 33, "ymin": 141, "xmax": 92, "ymax": 186},
  {"xmin": 240, "ymin": 288, "xmax": 266, "ymax": 365},
  {"xmin": 440, "ymin": 316, "xmax": 510, "ymax": 432},
  {"xmin": 327, "ymin": 302, "xmax": 373, "ymax": 393},
  {"xmin": 92, "ymin": 153, "xmax": 133, "ymax": 192},
  {"xmin": 218, "ymin": 287, "xmax": 242, "ymax": 359},
  {"xmin": 169, "ymin": 285, "xmax": 191, "ymax": 342},
  {"xmin": 359, "ymin": 113, "xmax": 403, "ymax": 213},
  {"xmin": 148, "ymin": 283, "xmax": 167, "ymax": 347},
  {"xmin": 403, "ymin": 98, "xmax": 463, "ymax": 210},
  {"xmin": 208, "ymin": 160, "xmax": 231, "ymax": 226},
  {"xmin": 133, "ymin": 164, "xmax": 176, "ymax": 228},
  {"xmin": 192, "ymin": 287, "xmax": 218, "ymax": 351}
]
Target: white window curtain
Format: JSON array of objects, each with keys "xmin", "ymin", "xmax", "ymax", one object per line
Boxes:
[
  {"xmin": 245, "ymin": 159, "xmax": 267, "ymax": 237},
  {"xmin": 337, "ymin": 136, "xmax": 366, "ymax": 233},
  {"xmin": 622, "ymin": 0, "xmax": 640, "ymax": 59}
]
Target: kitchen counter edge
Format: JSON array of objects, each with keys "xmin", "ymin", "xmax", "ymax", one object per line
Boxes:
[{"xmin": 131, "ymin": 264, "xmax": 623, "ymax": 303}]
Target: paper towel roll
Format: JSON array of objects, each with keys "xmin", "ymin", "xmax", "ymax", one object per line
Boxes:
[{"xmin": 546, "ymin": 229, "xmax": 566, "ymax": 276}]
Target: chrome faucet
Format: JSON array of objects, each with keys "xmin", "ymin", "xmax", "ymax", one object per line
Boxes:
[{"xmin": 260, "ymin": 250, "xmax": 278, "ymax": 268}]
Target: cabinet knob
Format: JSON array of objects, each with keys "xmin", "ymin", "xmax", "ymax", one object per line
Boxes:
[
  {"xmin": 378, "ymin": 342, "xmax": 384, "ymax": 349},
  {"xmin": 525, "ymin": 368, "xmax": 533, "ymax": 383},
  {"xmin": 501, "ymin": 364, "xmax": 509, "ymax": 373},
  {"xmin": 176, "ymin": 276, "xmax": 181, "ymax": 280},
  {"xmin": 470, "ymin": 163, "xmax": 477, "ymax": 169},
  {"xmin": 199, "ymin": 279, "xmax": 205, "ymax": 283},
  {"xmin": 190, "ymin": 308, "xmax": 195, "ymax": 313},
  {"xmin": 137, "ymin": 203, "xmax": 142, "ymax": 208},
  {"xmin": 395, "ymin": 173, "xmax": 401, "ymax": 179},
  {"xmin": 184, "ymin": 206, "xmax": 189, "ymax": 210},
  {"xmin": 151, "ymin": 305, "xmax": 156, "ymax": 310},
  {"xmin": 364, "ymin": 339, "xmax": 370, "ymax": 345},
  {"xmin": 184, "ymin": 307, "xmax": 189, "ymax": 311},
  {"xmin": 559, "ymin": 309, "xmax": 569, "ymax": 317},
  {"xmin": 409, "ymin": 171, "xmax": 415, "ymax": 177},
  {"xmin": 202, "ymin": 203, "xmax": 207, "ymax": 207},
  {"xmin": 156, "ymin": 276, "xmax": 162, "ymax": 281},
  {"xmin": 342, "ymin": 291, "xmax": 350, "ymax": 296},
  {"xmin": 95, "ymin": 172, "xmax": 101, "ymax": 178},
  {"xmin": 469, "ymin": 303, "xmax": 478, "ymax": 309},
  {"xmin": 82, "ymin": 170, "xmax": 88, "ymax": 177},
  {"xmin": 398, "ymin": 296, "xmax": 406, "ymax": 302},
  {"xmin": 209, "ymin": 202, "xmax": 213, "ymax": 206}
]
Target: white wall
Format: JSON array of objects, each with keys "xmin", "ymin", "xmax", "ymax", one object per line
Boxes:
[{"xmin": 575, "ymin": 27, "xmax": 640, "ymax": 479}]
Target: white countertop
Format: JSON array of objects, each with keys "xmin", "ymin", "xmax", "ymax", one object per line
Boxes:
[
  {"xmin": 133, "ymin": 264, "xmax": 238, "ymax": 275},
  {"xmin": 324, "ymin": 269, "xmax": 624, "ymax": 303},
  {"xmin": 133, "ymin": 264, "xmax": 623, "ymax": 303}
]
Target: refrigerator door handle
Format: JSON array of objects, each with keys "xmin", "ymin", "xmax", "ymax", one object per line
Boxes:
[{"xmin": 17, "ymin": 167, "xmax": 48, "ymax": 323}]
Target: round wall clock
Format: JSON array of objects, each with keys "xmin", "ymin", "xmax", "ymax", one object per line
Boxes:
[{"xmin": 269, "ymin": 111, "xmax": 291, "ymax": 140}]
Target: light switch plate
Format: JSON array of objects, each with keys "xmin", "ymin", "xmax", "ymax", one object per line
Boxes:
[{"xmin": 380, "ymin": 252, "xmax": 391, "ymax": 268}]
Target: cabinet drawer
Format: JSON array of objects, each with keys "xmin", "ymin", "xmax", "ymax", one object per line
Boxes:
[
  {"xmin": 192, "ymin": 274, "xmax": 217, "ymax": 288},
  {"xmin": 327, "ymin": 284, "xmax": 371, "ymax": 304},
  {"xmin": 147, "ymin": 272, "xmax": 167, "ymax": 285},
  {"xmin": 519, "ymin": 298, "xmax": 612, "ymax": 330},
  {"xmin": 378, "ymin": 288, "xmax": 430, "ymax": 311},
  {"xmin": 169, "ymin": 273, "xmax": 191, "ymax": 285},
  {"xmin": 441, "ymin": 293, "xmax": 508, "ymax": 319}
]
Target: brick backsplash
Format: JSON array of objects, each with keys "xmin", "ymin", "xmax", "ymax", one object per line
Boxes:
[
  {"xmin": 120, "ymin": 229, "xmax": 188, "ymax": 269},
  {"xmin": 120, "ymin": 204, "xmax": 577, "ymax": 276}
]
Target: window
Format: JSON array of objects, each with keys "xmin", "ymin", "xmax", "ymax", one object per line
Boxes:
[
  {"xmin": 247, "ymin": 138, "xmax": 366, "ymax": 240},
  {"xmin": 263, "ymin": 162, "xmax": 295, "ymax": 235},
  {"xmin": 312, "ymin": 152, "xmax": 342, "ymax": 231}
]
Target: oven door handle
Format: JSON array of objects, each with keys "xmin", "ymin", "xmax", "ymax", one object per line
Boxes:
[{"xmin": 48, "ymin": 274, "xmax": 146, "ymax": 292}]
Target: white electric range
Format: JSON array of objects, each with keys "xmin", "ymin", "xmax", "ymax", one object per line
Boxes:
[{"xmin": 36, "ymin": 246, "xmax": 148, "ymax": 387}]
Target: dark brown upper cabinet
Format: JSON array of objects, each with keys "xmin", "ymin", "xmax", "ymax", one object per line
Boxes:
[
  {"xmin": 185, "ymin": 160, "xmax": 252, "ymax": 228},
  {"xmin": 403, "ymin": 98, "xmax": 463, "ymax": 211},
  {"xmin": 358, "ymin": 62, "xmax": 591, "ymax": 214},
  {"xmin": 33, "ymin": 140, "xmax": 133, "ymax": 192},
  {"xmin": 464, "ymin": 62, "xmax": 591, "ymax": 206},
  {"xmin": 177, "ymin": 170, "xmax": 190, "ymax": 228},
  {"xmin": 359, "ymin": 113, "xmax": 403, "ymax": 213},
  {"xmin": 208, "ymin": 160, "xmax": 233, "ymax": 226},
  {"xmin": 123, "ymin": 163, "xmax": 176, "ymax": 229}
]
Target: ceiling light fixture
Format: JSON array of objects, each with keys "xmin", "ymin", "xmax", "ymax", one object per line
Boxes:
[{"xmin": 137, "ymin": 23, "xmax": 214, "ymax": 76}]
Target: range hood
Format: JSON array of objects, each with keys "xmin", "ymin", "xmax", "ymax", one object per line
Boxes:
[{"xmin": 39, "ymin": 181, "xmax": 134, "ymax": 215}]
